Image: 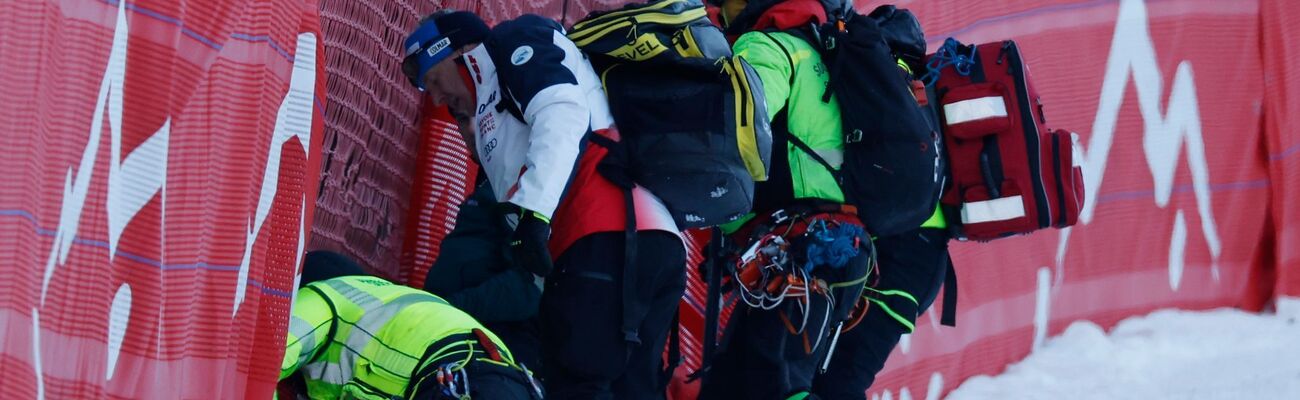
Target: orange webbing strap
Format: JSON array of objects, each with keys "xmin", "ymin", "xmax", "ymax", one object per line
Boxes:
[
  {"xmin": 471, "ymin": 328, "xmax": 504, "ymax": 363},
  {"xmin": 777, "ymin": 309, "xmax": 814, "ymax": 355},
  {"xmin": 839, "ymin": 296, "xmax": 871, "ymax": 333},
  {"xmin": 778, "ymin": 308, "xmax": 798, "ymax": 335}
]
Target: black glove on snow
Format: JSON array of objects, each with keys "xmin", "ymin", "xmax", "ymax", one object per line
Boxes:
[{"xmin": 509, "ymin": 207, "xmax": 554, "ymax": 277}]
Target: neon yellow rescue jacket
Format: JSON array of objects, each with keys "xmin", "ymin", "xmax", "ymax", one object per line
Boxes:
[{"xmin": 281, "ymin": 276, "xmax": 522, "ymax": 399}]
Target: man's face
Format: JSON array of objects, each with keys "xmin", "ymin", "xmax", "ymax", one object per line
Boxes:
[
  {"xmin": 421, "ymin": 52, "xmax": 475, "ymax": 124},
  {"xmin": 419, "ymin": 50, "xmax": 479, "ymax": 163}
]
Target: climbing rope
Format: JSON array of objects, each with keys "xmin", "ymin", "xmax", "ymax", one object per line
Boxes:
[{"xmin": 922, "ymin": 37, "xmax": 976, "ymax": 86}]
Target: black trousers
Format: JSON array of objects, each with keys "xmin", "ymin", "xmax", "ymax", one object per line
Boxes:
[
  {"xmin": 812, "ymin": 228, "xmax": 950, "ymax": 400},
  {"xmin": 699, "ymin": 248, "xmax": 872, "ymax": 400},
  {"xmin": 540, "ymin": 231, "xmax": 686, "ymax": 400}
]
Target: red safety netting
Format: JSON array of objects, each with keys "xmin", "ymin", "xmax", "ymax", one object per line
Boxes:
[
  {"xmin": 308, "ymin": 0, "xmax": 427, "ymax": 280},
  {"xmin": 399, "ymin": 103, "xmax": 476, "ymax": 288},
  {"xmin": 5, "ymin": 0, "xmax": 1297, "ymax": 398},
  {"xmin": 0, "ymin": 0, "xmax": 325, "ymax": 398}
]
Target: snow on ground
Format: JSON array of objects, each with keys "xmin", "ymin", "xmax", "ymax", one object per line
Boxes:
[{"xmin": 946, "ymin": 301, "xmax": 1300, "ymax": 400}]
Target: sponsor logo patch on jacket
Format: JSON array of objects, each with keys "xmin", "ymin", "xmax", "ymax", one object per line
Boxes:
[{"xmin": 511, "ymin": 46, "xmax": 534, "ymax": 65}]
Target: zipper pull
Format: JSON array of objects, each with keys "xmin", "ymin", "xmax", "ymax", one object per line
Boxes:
[
  {"xmin": 807, "ymin": 22, "xmax": 827, "ymax": 50},
  {"xmin": 625, "ymin": 16, "xmax": 637, "ymax": 40},
  {"xmin": 997, "ymin": 41, "xmax": 1012, "ymax": 65},
  {"xmin": 1037, "ymin": 97, "xmax": 1047, "ymax": 124}
]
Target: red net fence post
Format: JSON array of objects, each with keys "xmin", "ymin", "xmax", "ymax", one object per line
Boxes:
[
  {"xmin": 398, "ymin": 103, "xmax": 477, "ymax": 287},
  {"xmin": 0, "ymin": 0, "xmax": 326, "ymax": 398}
]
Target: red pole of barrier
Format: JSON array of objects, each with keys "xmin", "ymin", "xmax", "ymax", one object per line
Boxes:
[{"xmin": 399, "ymin": 101, "xmax": 477, "ymax": 287}]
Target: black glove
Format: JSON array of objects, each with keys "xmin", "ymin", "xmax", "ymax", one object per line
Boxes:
[{"xmin": 509, "ymin": 206, "xmax": 554, "ymax": 277}]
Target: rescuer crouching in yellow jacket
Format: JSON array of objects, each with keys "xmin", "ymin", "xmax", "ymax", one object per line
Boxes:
[{"xmin": 280, "ymin": 274, "xmax": 543, "ymax": 399}]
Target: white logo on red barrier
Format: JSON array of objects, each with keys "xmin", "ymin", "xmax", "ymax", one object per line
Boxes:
[
  {"xmin": 36, "ymin": 0, "xmax": 143, "ymax": 394},
  {"xmin": 36, "ymin": 2, "xmax": 149, "ymax": 392},
  {"xmin": 1062, "ymin": 0, "xmax": 1221, "ymax": 290},
  {"xmin": 234, "ymin": 32, "xmax": 318, "ymax": 316},
  {"xmin": 31, "ymin": 0, "xmax": 318, "ymax": 394},
  {"xmin": 40, "ymin": 1, "xmax": 135, "ymax": 305}
]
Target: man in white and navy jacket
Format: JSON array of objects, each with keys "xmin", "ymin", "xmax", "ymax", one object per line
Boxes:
[{"xmin": 402, "ymin": 10, "xmax": 686, "ymax": 400}]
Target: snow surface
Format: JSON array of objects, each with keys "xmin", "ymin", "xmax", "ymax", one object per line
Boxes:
[{"xmin": 946, "ymin": 302, "xmax": 1300, "ymax": 400}]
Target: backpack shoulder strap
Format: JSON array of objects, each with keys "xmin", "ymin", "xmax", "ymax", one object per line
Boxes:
[
  {"xmin": 940, "ymin": 252, "xmax": 958, "ymax": 327},
  {"xmin": 757, "ymin": 31, "xmax": 841, "ymax": 182},
  {"xmin": 689, "ymin": 228, "xmax": 726, "ymax": 384},
  {"xmin": 785, "ymin": 131, "xmax": 842, "ymax": 183},
  {"xmin": 660, "ymin": 312, "xmax": 682, "ymax": 384},
  {"xmin": 758, "ymin": 31, "xmax": 796, "ymax": 88}
]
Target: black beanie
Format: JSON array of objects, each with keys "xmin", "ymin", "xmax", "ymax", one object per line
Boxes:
[
  {"xmin": 410, "ymin": 10, "xmax": 490, "ymax": 52},
  {"xmin": 403, "ymin": 10, "xmax": 490, "ymax": 89}
]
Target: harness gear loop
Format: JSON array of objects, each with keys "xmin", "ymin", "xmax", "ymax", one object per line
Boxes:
[
  {"xmin": 434, "ymin": 363, "xmax": 471, "ymax": 399},
  {"xmin": 731, "ymin": 204, "xmax": 870, "ymax": 360}
]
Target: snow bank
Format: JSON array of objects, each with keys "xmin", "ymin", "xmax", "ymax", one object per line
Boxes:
[{"xmin": 946, "ymin": 301, "xmax": 1300, "ymax": 400}]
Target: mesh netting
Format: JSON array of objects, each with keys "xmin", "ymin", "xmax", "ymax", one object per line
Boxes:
[{"xmin": 310, "ymin": 0, "xmax": 430, "ymax": 278}]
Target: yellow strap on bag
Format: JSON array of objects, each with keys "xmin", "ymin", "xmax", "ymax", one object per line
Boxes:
[
  {"xmin": 726, "ymin": 57, "xmax": 770, "ymax": 182},
  {"xmin": 568, "ymin": 0, "xmax": 706, "ymax": 53}
]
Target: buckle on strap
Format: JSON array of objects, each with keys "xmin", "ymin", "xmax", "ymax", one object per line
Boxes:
[
  {"xmin": 845, "ymin": 129, "xmax": 864, "ymax": 143},
  {"xmin": 770, "ymin": 209, "xmax": 790, "ymax": 225}
]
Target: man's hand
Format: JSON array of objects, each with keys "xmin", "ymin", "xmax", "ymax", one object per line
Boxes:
[{"xmin": 509, "ymin": 206, "xmax": 554, "ymax": 277}]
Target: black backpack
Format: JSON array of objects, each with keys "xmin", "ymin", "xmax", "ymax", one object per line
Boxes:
[
  {"xmin": 568, "ymin": 0, "xmax": 773, "ymax": 229},
  {"xmin": 566, "ymin": 0, "xmax": 774, "ymax": 370},
  {"xmin": 769, "ymin": 5, "xmax": 944, "ymax": 237}
]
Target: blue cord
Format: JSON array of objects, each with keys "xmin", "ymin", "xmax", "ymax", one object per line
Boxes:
[{"xmin": 922, "ymin": 38, "xmax": 975, "ymax": 86}]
